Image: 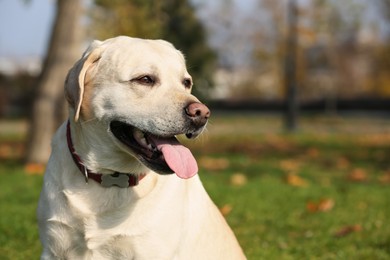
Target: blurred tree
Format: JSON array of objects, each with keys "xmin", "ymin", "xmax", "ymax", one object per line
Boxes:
[
  {"xmin": 304, "ymin": 0, "xmax": 365, "ymax": 99},
  {"xmin": 26, "ymin": 0, "xmax": 84, "ymax": 164},
  {"xmin": 253, "ymin": 0, "xmax": 376, "ymax": 103},
  {"xmin": 255, "ymin": 0, "xmax": 286, "ymax": 99},
  {"xmin": 254, "ymin": 0, "xmax": 300, "ymax": 131},
  {"xmin": 90, "ymin": 0, "xmax": 216, "ymax": 99},
  {"xmin": 284, "ymin": 0, "xmax": 299, "ymax": 132},
  {"xmin": 374, "ymin": 0, "xmax": 390, "ymax": 96}
]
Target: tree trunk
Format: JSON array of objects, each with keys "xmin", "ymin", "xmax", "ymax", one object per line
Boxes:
[
  {"xmin": 26, "ymin": 0, "xmax": 83, "ymax": 164},
  {"xmin": 284, "ymin": 0, "xmax": 299, "ymax": 132}
]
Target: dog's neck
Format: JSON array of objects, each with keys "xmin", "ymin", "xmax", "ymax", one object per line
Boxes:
[{"xmin": 66, "ymin": 120, "xmax": 145, "ymax": 188}]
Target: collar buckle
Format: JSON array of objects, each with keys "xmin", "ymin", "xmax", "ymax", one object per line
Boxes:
[{"xmin": 101, "ymin": 173, "xmax": 132, "ymax": 188}]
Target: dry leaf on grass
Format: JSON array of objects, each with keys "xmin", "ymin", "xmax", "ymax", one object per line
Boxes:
[
  {"xmin": 347, "ymin": 168, "xmax": 368, "ymax": 182},
  {"xmin": 306, "ymin": 148, "xmax": 320, "ymax": 158},
  {"xmin": 24, "ymin": 163, "xmax": 45, "ymax": 175},
  {"xmin": 379, "ymin": 171, "xmax": 390, "ymax": 184},
  {"xmin": 0, "ymin": 143, "xmax": 24, "ymax": 159},
  {"xmin": 280, "ymin": 159, "xmax": 301, "ymax": 173},
  {"xmin": 220, "ymin": 204, "xmax": 233, "ymax": 216},
  {"xmin": 306, "ymin": 198, "xmax": 335, "ymax": 213},
  {"xmin": 285, "ymin": 173, "xmax": 309, "ymax": 187},
  {"xmin": 199, "ymin": 157, "xmax": 230, "ymax": 171},
  {"xmin": 334, "ymin": 224, "xmax": 362, "ymax": 237},
  {"xmin": 336, "ymin": 157, "xmax": 350, "ymax": 170},
  {"xmin": 230, "ymin": 173, "xmax": 248, "ymax": 186}
]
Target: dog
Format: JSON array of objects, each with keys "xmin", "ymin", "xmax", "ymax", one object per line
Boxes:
[{"xmin": 37, "ymin": 36, "xmax": 246, "ymax": 259}]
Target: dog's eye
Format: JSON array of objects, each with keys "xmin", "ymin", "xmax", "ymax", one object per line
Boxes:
[
  {"xmin": 134, "ymin": 76, "xmax": 155, "ymax": 86},
  {"xmin": 183, "ymin": 78, "xmax": 192, "ymax": 89}
]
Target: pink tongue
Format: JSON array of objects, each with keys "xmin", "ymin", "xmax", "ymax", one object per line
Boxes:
[{"xmin": 150, "ymin": 136, "xmax": 198, "ymax": 179}]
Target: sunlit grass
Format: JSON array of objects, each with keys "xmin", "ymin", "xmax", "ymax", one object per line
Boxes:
[{"xmin": 198, "ymin": 154, "xmax": 390, "ymax": 259}]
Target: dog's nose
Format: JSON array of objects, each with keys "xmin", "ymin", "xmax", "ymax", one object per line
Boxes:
[{"xmin": 185, "ymin": 102, "xmax": 210, "ymax": 126}]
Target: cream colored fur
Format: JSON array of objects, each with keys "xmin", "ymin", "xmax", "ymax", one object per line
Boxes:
[{"xmin": 37, "ymin": 36, "xmax": 246, "ymax": 259}]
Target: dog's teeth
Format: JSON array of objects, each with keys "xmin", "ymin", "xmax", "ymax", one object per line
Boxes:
[
  {"xmin": 133, "ymin": 129, "xmax": 148, "ymax": 147},
  {"xmin": 140, "ymin": 138, "xmax": 148, "ymax": 147},
  {"xmin": 133, "ymin": 130, "xmax": 157, "ymax": 151},
  {"xmin": 133, "ymin": 129, "xmax": 143, "ymax": 140}
]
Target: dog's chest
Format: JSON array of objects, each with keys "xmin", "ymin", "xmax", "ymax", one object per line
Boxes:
[
  {"xmin": 80, "ymin": 211, "xmax": 184, "ymax": 259},
  {"xmin": 70, "ymin": 185, "xmax": 189, "ymax": 259}
]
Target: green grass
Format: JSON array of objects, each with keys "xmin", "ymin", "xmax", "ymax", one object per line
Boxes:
[
  {"xmin": 0, "ymin": 161, "xmax": 43, "ymax": 259},
  {"xmin": 1, "ymin": 114, "xmax": 390, "ymax": 259},
  {"xmin": 200, "ymin": 159, "xmax": 390, "ymax": 259}
]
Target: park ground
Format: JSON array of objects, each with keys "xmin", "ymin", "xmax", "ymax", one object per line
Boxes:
[{"xmin": 0, "ymin": 113, "xmax": 390, "ymax": 259}]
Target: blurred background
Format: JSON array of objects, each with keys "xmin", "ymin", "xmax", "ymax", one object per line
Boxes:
[{"xmin": 0, "ymin": 0, "xmax": 389, "ymax": 259}]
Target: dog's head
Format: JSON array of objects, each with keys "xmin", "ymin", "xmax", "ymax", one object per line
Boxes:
[{"xmin": 65, "ymin": 36, "xmax": 210, "ymax": 179}]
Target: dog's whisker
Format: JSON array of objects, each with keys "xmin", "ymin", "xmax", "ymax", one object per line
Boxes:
[{"xmin": 80, "ymin": 117, "xmax": 98, "ymax": 125}]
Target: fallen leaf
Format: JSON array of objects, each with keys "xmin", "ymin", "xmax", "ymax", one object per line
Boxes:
[
  {"xmin": 306, "ymin": 148, "xmax": 320, "ymax": 158},
  {"xmin": 230, "ymin": 173, "xmax": 248, "ymax": 186},
  {"xmin": 378, "ymin": 171, "xmax": 390, "ymax": 184},
  {"xmin": 280, "ymin": 159, "xmax": 301, "ymax": 173},
  {"xmin": 0, "ymin": 142, "xmax": 24, "ymax": 159},
  {"xmin": 220, "ymin": 204, "xmax": 233, "ymax": 216},
  {"xmin": 336, "ymin": 157, "xmax": 350, "ymax": 170},
  {"xmin": 199, "ymin": 157, "xmax": 230, "ymax": 171},
  {"xmin": 25, "ymin": 163, "xmax": 45, "ymax": 175},
  {"xmin": 306, "ymin": 198, "xmax": 335, "ymax": 213},
  {"xmin": 318, "ymin": 199, "xmax": 335, "ymax": 211},
  {"xmin": 347, "ymin": 168, "xmax": 368, "ymax": 182},
  {"xmin": 334, "ymin": 224, "xmax": 362, "ymax": 237},
  {"xmin": 285, "ymin": 173, "xmax": 309, "ymax": 187},
  {"xmin": 306, "ymin": 201, "xmax": 318, "ymax": 213}
]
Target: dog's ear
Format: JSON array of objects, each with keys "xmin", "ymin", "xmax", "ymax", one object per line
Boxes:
[{"xmin": 65, "ymin": 40, "xmax": 104, "ymax": 122}]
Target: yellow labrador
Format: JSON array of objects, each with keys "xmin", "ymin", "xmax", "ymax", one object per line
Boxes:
[{"xmin": 37, "ymin": 36, "xmax": 245, "ymax": 260}]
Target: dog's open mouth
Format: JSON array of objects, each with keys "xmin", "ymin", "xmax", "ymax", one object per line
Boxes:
[{"xmin": 110, "ymin": 121, "xmax": 198, "ymax": 179}]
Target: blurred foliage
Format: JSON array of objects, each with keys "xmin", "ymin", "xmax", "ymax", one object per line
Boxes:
[
  {"xmin": 89, "ymin": 0, "xmax": 216, "ymax": 100},
  {"xmin": 375, "ymin": 0, "xmax": 390, "ymax": 96},
  {"xmin": 232, "ymin": 0, "xmax": 390, "ymax": 101}
]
